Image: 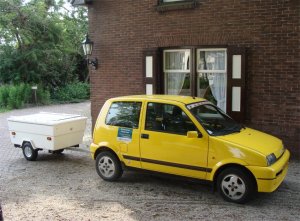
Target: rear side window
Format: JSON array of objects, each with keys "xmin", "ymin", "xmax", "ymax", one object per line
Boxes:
[{"xmin": 105, "ymin": 102, "xmax": 142, "ymax": 129}]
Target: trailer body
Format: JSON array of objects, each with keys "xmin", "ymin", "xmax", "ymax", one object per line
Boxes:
[{"xmin": 8, "ymin": 112, "xmax": 87, "ymax": 151}]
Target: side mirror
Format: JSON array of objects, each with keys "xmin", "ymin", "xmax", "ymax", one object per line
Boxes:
[{"xmin": 187, "ymin": 131, "xmax": 202, "ymax": 138}]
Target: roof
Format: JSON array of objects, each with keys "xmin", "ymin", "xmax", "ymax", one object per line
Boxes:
[{"xmin": 109, "ymin": 95, "xmax": 206, "ymax": 105}]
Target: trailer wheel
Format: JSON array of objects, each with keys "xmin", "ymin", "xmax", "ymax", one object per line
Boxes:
[
  {"xmin": 95, "ymin": 151, "xmax": 123, "ymax": 181},
  {"xmin": 22, "ymin": 143, "xmax": 38, "ymax": 161}
]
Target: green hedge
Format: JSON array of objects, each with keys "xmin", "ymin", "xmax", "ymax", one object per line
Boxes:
[
  {"xmin": 51, "ymin": 82, "xmax": 90, "ymax": 103},
  {"xmin": 0, "ymin": 84, "xmax": 50, "ymax": 109},
  {"xmin": 0, "ymin": 82, "xmax": 89, "ymax": 111}
]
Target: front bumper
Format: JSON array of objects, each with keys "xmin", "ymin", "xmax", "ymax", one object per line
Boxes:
[{"xmin": 246, "ymin": 149, "xmax": 290, "ymax": 193}]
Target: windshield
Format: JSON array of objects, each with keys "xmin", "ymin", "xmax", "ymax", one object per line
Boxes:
[{"xmin": 187, "ymin": 102, "xmax": 243, "ymax": 136}]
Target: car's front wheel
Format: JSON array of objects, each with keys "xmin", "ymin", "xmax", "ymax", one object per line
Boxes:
[
  {"xmin": 95, "ymin": 151, "xmax": 123, "ymax": 181},
  {"xmin": 217, "ymin": 167, "xmax": 255, "ymax": 203}
]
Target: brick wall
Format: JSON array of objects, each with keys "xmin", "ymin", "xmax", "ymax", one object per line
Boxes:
[{"xmin": 88, "ymin": 0, "xmax": 299, "ymax": 157}]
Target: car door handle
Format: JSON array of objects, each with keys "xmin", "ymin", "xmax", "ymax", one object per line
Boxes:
[{"xmin": 141, "ymin": 133, "xmax": 149, "ymax": 139}]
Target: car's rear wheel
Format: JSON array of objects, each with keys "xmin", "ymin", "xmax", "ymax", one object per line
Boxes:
[
  {"xmin": 217, "ymin": 167, "xmax": 255, "ymax": 203},
  {"xmin": 22, "ymin": 143, "xmax": 38, "ymax": 161},
  {"xmin": 95, "ymin": 151, "xmax": 123, "ymax": 181}
]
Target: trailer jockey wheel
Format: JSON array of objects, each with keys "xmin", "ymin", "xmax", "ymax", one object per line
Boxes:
[{"xmin": 22, "ymin": 142, "xmax": 38, "ymax": 161}]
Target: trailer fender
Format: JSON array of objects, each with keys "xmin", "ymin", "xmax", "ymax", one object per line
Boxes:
[{"xmin": 21, "ymin": 140, "xmax": 37, "ymax": 150}]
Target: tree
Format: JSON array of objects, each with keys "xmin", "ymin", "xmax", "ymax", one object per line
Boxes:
[{"xmin": 0, "ymin": 0, "xmax": 88, "ymax": 88}]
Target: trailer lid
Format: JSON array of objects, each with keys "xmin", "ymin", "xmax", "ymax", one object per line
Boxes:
[{"xmin": 7, "ymin": 112, "xmax": 86, "ymax": 125}]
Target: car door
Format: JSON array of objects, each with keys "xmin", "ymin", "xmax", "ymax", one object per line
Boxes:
[
  {"xmin": 104, "ymin": 101, "xmax": 143, "ymax": 169},
  {"xmin": 139, "ymin": 102, "xmax": 209, "ymax": 179}
]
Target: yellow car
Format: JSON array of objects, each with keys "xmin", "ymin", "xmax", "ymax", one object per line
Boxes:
[{"xmin": 90, "ymin": 95, "xmax": 290, "ymax": 203}]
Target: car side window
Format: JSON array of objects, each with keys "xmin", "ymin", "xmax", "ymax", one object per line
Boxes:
[
  {"xmin": 105, "ymin": 102, "xmax": 142, "ymax": 129},
  {"xmin": 145, "ymin": 102, "xmax": 197, "ymax": 135}
]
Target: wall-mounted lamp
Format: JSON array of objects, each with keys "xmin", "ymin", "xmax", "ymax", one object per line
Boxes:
[{"xmin": 82, "ymin": 34, "xmax": 98, "ymax": 70}]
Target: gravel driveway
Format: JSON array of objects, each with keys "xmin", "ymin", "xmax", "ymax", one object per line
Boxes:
[{"xmin": 0, "ymin": 102, "xmax": 299, "ymax": 221}]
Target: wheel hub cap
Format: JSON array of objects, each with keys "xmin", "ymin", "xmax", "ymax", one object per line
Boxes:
[
  {"xmin": 221, "ymin": 174, "xmax": 246, "ymax": 200},
  {"xmin": 24, "ymin": 146, "xmax": 33, "ymax": 157},
  {"xmin": 98, "ymin": 156, "xmax": 115, "ymax": 178}
]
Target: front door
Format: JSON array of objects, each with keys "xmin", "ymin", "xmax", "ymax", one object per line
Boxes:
[{"xmin": 139, "ymin": 102, "xmax": 209, "ymax": 179}]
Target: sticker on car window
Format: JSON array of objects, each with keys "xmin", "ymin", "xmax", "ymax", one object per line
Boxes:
[
  {"xmin": 186, "ymin": 101, "xmax": 212, "ymax": 110},
  {"xmin": 117, "ymin": 127, "xmax": 133, "ymax": 142},
  {"xmin": 207, "ymin": 130, "xmax": 213, "ymax": 135}
]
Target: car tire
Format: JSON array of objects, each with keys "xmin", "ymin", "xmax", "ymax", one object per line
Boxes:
[
  {"xmin": 95, "ymin": 151, "xmax": 123, "ymax": 181},
  {"xmin": 217, "ymin": 167, "xmax": 255, "ymax": 204},
  {"xmin": 22, "ymin": 142, "xmax": 38, "ymax": 161}
]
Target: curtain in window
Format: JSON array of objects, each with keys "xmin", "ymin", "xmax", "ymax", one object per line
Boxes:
[
  {"xmin": 209, "ymin": 73, "xmax": 226, "ymax": 112},
  {"xmin": 203, "ymin": 51, "xmax": 225, "ymax": 71},
  {"xmin": 202, "ymin": 51, "xmax": 226, "ymax": 111},
  {"xmin": 165, "ymin": 51, "xmax": 189, "ymax": 71},
  {"xmin": 167, "ymin": 73, "xmax": 187, "ymax": 95}
]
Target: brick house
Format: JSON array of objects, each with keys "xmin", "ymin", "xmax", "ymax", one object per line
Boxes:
[{"xmin": 72, "ymin": 0, "xmax": 299, "ymax": 157}]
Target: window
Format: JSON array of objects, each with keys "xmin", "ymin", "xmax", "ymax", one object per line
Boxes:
[
  {"xmin": 188, "ymin": 103, "xmax": 242, "ymax": 136},
  {"xmin": 164, "ymin": 49, "xmax": 191, "ymax": 96},
  {"xmin": 157, "ymin": 0, "xmax": 197, "ymax": 12},
  {"xmin": 144, "ymin": 46, "xmax": 246, "ymax": 122},
  {"xmin": 145, "ymin": 102, "xmax": 197, "ymax": 135},
  {"xmin": 162, "ymin": 0, "xmax": 184, "ymax": 2},
  {"xmin": 163, "ymin": 48, "xmax": 227, "ymax": 112},
  {"xmin": 105, "ymin": 102, "xmax": 142, "ymax": 128},
  {"xmin": 197, "ymin": 49, "xmax": 227, "ymax": 112}
]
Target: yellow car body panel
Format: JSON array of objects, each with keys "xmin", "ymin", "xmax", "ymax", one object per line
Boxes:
[
  {"xmin": 90, "ymin": 95, "xmax": 290, "ymax": 194},
  {"xmin": 138, "ymin": 99, "xmax": 209, "ymax": 179},
  {"xmin": 246, "ymin": 149, "xmax": 290, "ymax": 192}
]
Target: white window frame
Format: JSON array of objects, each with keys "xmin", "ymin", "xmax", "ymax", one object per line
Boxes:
[
  {"xmin": 163, "ymin": 49, "xmax": 190, "ymax": 73},
  {"xmin": 163, "ymin": 49, "xmax": 191, "ymax": 95},
  {"xmin": 197, "ymin": 48, "xmax": 227, "ymax": 73},
  {"xmin": 197, "ymin": 48, "xmax": 227, "ymax": 112},
  {"xmin": 163, "ymin": 0, "xmax": 185, "ymax": 2}
]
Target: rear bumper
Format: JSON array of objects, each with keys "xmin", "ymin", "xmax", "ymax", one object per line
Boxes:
[
  {"xmin": 90, "ymin": 143, "xmax": 99, "ymax": 159},
  {"xmin": 247, "ymin": 149, "xmax": 290, "ymax": 192}
]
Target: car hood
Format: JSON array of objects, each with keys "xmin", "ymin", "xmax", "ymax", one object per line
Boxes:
[{"xmin": 217, "ymin": 128, "xmax": 284, "ymax": 157}]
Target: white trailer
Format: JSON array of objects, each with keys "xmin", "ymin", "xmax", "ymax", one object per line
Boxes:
[{"xmin": 7, "ymin": 112, "xmax": 87, "ymax": 161}]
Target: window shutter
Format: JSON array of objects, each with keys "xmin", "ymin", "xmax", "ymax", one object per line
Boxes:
[
  {"xmin": 226, "ymin": 47, "xmax": 246, "ymax": 123},
  {"xmin": 143, "ymin": 49, "xmax": 161, "ymax": 95}
]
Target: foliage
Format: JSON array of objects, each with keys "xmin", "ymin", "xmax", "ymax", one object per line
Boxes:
[
  {"xmin": 0, "ymin": 83, "xmax": 51, "ymax": 109},
  {"xmin": 51, "ymin": 82, "xmax": 90, "ymax": 103},
  {"xmin": 0, "ymin": 0, "xmax": 88, "ymax": 88},
  {"xmin": 0, "ymin": 85, "xmax": 10, "ymax": 107}
]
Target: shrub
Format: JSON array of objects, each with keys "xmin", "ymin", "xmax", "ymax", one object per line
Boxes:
[
  {"xmin": 36, "ymin": 87, "xmax": 51, "ymax": 105},
  {"xmin": 0, "ymin": 85, "xmax": 10, "ymax": 107},
  {"xmin": 52, "ymin": 82, "xmax": 90, "ymax": 102},
  {"xmin": 20, "ymin": 83, "xmax": 32, "ymax": 104},
  {"xmin": 7, "ymin": 86, "xmax": 19, "ymax": 109},
  {"xmin": 0, "ymin": 84, "xmax": 50, "ymax": 110}
]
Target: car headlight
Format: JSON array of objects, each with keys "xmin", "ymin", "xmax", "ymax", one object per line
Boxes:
[{"xmin": 266, "ymin": 153, "xmax": 277, "ymax": 166}]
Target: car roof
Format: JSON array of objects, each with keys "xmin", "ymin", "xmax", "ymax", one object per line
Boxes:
[{"xmin": 109, "ymin": 95, "xmax": 206, "ymax": 105}]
